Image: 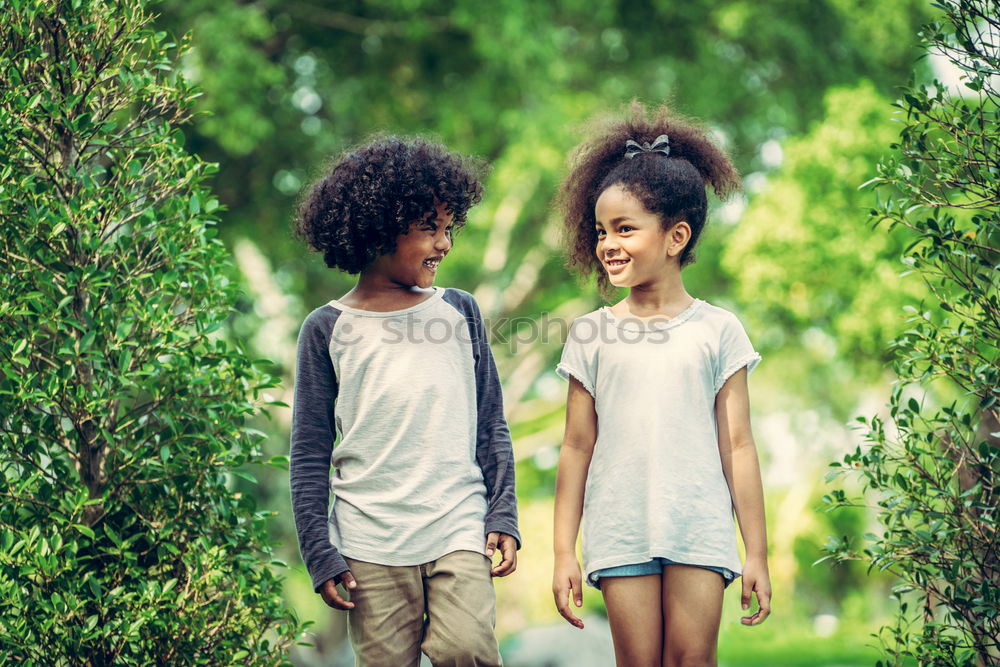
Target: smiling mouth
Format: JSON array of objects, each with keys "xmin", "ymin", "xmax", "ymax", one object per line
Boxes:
[
  {"xmin": 423, "ymin": 257, "xmax": 443, "ymax": 271},
  {"xmin": 605, "ymin": 258, "xmax": 629, "ymax": 272}
]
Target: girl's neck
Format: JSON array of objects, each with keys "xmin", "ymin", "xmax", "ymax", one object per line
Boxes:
[{"xmin": 616, "ymin": 272, "xmax": 693, "ymax": 319}]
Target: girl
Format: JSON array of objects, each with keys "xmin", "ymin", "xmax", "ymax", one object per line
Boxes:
[{"xmin": 551, "ymin": 104, "xmax": 771, "ymax": 667}]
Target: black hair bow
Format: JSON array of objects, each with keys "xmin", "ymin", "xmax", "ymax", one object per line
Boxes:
[{"xmin": 624, "ymin": 134, "xmax": 670, "ymax": 159}]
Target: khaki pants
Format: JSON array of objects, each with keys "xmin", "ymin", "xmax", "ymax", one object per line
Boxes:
[{"xmin": 343, "ymin": 550, "xmax": 502, "ymax": 667}]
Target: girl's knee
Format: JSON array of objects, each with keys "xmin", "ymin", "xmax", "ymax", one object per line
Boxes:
[{"xmin": 664, "ymin": 644, "xmax": 717, "ymax": 667}]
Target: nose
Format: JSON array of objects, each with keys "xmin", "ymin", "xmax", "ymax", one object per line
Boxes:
[
  {"xmin": 601, "ymin": 234, "xmax": 619, "ymax": 255},
  {"xmin": 434, "ymin": 229, "xmax": 452, "ymax": 253}
]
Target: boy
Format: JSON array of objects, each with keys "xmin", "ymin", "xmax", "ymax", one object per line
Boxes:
[{"xmin": 290, "ymin": 136, "xmax": 519, "ymax": 666}]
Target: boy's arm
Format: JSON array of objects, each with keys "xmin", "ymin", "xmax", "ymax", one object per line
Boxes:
[
  {"xmin": 290, "ymin": 309, "xmax": 350, "ymax": 593},
  {"xmin": 467, "ymin": 297, "xmax": 520, "ymax": 546},
  {"xmin": 716, "ymin": 367, "xmax": 771, "ymax": 626}
]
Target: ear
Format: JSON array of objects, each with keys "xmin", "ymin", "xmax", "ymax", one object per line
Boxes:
[{"xmin": 666, "ymin": 221, "xmax": 692, "ymax": 258}]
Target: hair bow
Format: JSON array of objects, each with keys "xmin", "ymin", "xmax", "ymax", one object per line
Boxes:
[{"xmin": 624, "ymin": 134, "xmax": 670, "ymax": 159}]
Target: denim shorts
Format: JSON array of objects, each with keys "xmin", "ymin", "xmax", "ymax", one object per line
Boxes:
[{"xmin": 590, "ymin": 557, "xmax": 737, "ymax": 590}]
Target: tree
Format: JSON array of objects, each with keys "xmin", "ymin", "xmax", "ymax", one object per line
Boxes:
[
  {"xmin": 823, "ymin": 1, "xmax": 999, "ymax": 664},
  {"xmin": 0, "ymin": 1, "xmax": 301, "ymax": 662},
  {"xmin": 722, "ymin": 81, "xmax": 927, "ymax": 417}
]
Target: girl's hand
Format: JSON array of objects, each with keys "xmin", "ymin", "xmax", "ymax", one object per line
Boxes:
[
  {"xmin": 740, "ymin": 558, "xmax": 771, "ymax": 625},
  {"xmin": 552, "ymin": 553, "xmax": 585, "ymax": 629},
  {"xmin": 320, "ymin": 571, "xmax": 356, "ymax": 610}
]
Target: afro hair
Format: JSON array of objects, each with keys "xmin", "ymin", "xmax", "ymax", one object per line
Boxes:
[
  {"xmin": 296, "ymin": 136, "xmax": 486, "ymax": 273},
  {"xmin": 557, "ymin": 102, "xmax": 740, "ymax": 294}
]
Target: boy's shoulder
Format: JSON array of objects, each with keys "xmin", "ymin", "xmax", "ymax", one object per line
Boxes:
[
  {"xmin": 298, "ymin": 302, "xmax": 342, "ymax": 335},
  {"xmin": 439, "ymin": 287, "xmax": 481, "ymax": 316}
]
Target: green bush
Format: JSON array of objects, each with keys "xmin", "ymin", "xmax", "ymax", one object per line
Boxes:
[
  {"xmin": 823, "ymin": 1, "xmax": 999, "ymax": 665},
  {"xmin": 0, "ymin": 1, "xmax": 302, "ymax": 662}
]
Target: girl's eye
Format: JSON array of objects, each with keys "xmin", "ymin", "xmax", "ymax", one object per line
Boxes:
[
  {"xmin": 620, "ymin": 226, "xmax": 634, "ymax": 233},
  {"xmin": 595, "ymin": 229, "xmax": 606, "ymax": 237}
]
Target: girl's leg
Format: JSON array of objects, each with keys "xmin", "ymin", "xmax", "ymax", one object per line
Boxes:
[
  {"xmin": 601, "ymin": 573, "xmax": 663, "ymax": 667},
  {"xmin": 661, "ymin": 565, "xmax": 725, "ymax": 667}
]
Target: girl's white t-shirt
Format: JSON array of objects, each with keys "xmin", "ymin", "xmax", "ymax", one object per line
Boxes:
[{"xmin": 556, "ymin": 299, "xmax": 760, "ymax": 585}]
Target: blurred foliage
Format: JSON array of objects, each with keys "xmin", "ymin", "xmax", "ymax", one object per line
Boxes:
[
  {"xmin": 0, "ymin": 1, "xmax": 301, "ymax": 662},
  {"xmin": 723, "ymin": 81, "xmax": 928, "ymax": 417},
  {"xmin": 150, "ymin": 0, "xmax": 934, "ymax": 316},
  {"xmin": 823, "ymin": 1, "xmax": 1000, "ymax": 664}
]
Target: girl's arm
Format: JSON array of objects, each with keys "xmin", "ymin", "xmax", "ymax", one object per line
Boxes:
[
  {"xmin": 552, "ymin": 376, "xmax": 598, "ymax": 629},
  {"xmin": 716, "ymin": 366, "xmax": 772, "ymax": 626}
]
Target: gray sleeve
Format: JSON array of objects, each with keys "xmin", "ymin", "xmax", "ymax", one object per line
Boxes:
[
  {"xmin": 289, "ymin": 306, "xmax": 349, "ymax": 592},
  {"xmin": 444, "ymin": 290, "xmax": 521, "ymax": 547}
]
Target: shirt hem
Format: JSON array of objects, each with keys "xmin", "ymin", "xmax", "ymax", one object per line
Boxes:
[
  {"xmin": 715, "ymin": 353, "xmax": 762, "ymax": 394},
  {"xmin": 555, "ymin": 363, "xmax": 596, "ymax": 398},
  {"xmin": 339, "ymin": 538, "xmax": 486, "ymax": 567}
]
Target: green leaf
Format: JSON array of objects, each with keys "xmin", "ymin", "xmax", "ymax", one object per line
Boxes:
[
  {"xmin": 264, "ymin": 455, "xmax": 289, "ymax": 470},
  {"xmin": 231, "ymin": 470, "xmax": 258, "ymax": 484},
  {"xmin": 73, "ymin": 525, "xmax": 95, "ymax": 539}
]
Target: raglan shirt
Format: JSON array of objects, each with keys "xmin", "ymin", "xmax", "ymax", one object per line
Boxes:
[
  {"xmin": 556, "ymin": 299, "xmax": 760, "ymax": 586},
  {"xmin": 290, "ymin": 287, "xmax": 519, "ymax": 592}
]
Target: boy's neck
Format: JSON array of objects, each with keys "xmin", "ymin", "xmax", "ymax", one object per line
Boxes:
[{"xmin": 338, "ymin": 271, "xmax": 437, "ymax": 312}]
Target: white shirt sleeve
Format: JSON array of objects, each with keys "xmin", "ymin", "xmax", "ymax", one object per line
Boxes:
[
  {"xmin": 556, "ymin": 317, "xmax": 600, "ymax": 398},
  {"xmin": 714, "ymin": 312, "xmax": 761, "ymax": 393}
]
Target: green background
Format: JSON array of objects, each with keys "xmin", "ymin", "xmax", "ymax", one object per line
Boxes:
[{"xmin": 149, "ymin": 1, "xmax": 943, "ymax": 663}]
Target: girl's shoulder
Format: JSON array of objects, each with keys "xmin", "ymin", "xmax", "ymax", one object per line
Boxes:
[
  {"xmin": 689, "ymin": 299, "xmax": 749, "ymax": 328},
  {"xmin": 569, "ymin": 308, "xmax": 605, "ymax": 324},
  {"xmin": 564, "ymin": 308, "xmax": 607, "ymax": 336}
]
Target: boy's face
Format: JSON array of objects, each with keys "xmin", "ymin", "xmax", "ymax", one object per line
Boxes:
[{"xmin": 370, "ymin": 201, "xmax": 454, "ymax": 289}]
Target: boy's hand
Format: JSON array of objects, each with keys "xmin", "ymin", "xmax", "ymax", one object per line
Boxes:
[
  {"xmin": 740, "ymin": 558, "xmax": 771, "ymax": 626},
  {"xmin": 319, "ymin": 571, "xmax": 357, "ymax": 610},
  {"xmin": 486, "ymin": 532, "xmax": 517, "ymax": 577},
  {"xmin": 552, "ymin": 553, "xmax": 585, "ymax": 629}
]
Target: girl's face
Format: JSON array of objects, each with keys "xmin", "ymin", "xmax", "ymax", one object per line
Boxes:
[
  {"xmin": 594, "ymin": 184, "xmax": 686, "ymax": 288},
  {"xmin": 368, "ymin": 201, "xmax": 454, "ymax": 289}
]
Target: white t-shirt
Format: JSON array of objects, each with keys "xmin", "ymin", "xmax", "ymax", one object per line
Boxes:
[
  {"xmin": 324, "ymin": 289, "xmax": 488, "ymax": 565},
  {"xmin": 556, "ymin": 299, "xmax": 760, "ymax": 585},
  {"xmin": 290, "ymin": 287, "xmax": 519, "ymax": 591}
]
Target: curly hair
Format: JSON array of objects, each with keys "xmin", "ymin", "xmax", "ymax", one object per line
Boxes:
[
  {"xmin": 557, "ymin": 101, "xmax": 741, "ymax": 292},
  {"xmin": 296, "ymin": 136, "xmax": 486, "ymax": 274}
]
